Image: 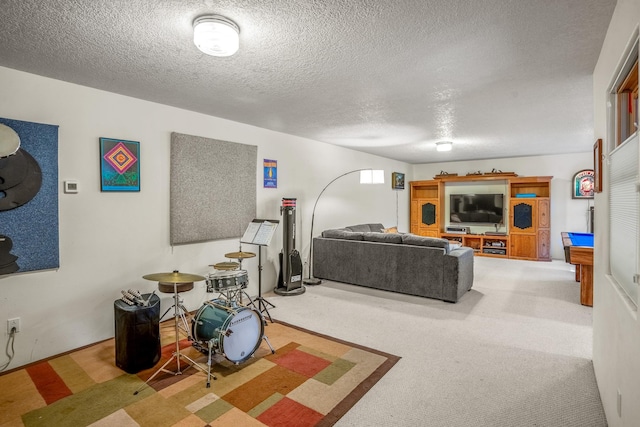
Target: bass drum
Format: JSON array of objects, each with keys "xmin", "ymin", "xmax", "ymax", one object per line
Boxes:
[{"xmin": 192, "ymin": 301, "xmax": 264, "ymax": 364}]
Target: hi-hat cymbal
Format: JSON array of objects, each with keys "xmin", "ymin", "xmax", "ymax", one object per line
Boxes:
[
  {"xmin": 225, "ymin": 251, "xmax": 256, "ymax": 259},
  {"xmin": 143, "ymin": 271, "xmax": 205, "ymax": 283}
]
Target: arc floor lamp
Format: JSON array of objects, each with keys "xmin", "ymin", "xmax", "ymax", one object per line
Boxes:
[{"xmin": 303, "ymin": 169, "xmax": 385, "ymax": 286}]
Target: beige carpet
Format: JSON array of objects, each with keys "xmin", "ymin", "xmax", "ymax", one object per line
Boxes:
[{"xmin": 266, "ymin": 257, "xmax": 606, "ymax": 426}]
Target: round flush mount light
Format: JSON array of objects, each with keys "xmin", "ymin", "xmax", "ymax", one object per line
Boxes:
[
  {"xmin": 436, "ymin": 141, "xmax": 453, "ymax": 152},
  {"xmin": 193, "ymin": 15, "xmax": 240, "ymax": 57}
]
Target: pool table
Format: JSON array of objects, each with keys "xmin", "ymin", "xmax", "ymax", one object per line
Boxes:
[{"xmin": 561, "ymin": 232, "xmax": 594, "ymax": 307}]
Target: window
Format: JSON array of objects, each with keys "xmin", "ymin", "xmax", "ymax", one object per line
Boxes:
[
  {"xmin": 616, "ymin": 59, "xmax": 638, "ymax": 146},
  {"xmin": 609, "ymin": 39, "xmax": 640, "ymax": 306}
]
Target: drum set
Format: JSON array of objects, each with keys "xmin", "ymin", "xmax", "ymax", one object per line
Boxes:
[{"xmin": 134, "ymin": 250, "xmax": 275, "ymax": 393}]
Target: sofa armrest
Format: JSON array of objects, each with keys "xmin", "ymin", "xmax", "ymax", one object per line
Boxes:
[{"xmin": 442, "ymin": 247, "xmax": 474, "ymax": 302}]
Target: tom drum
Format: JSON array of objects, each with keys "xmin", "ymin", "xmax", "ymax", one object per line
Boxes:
[{"xmin": 206, "ymin": 270, "xmax": 248, "ymax": 292}]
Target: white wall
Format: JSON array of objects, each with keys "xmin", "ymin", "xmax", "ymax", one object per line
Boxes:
[
  {"xmin": 592, "ymin": 1, "xmax": 640, "ymax": 426},
  {"xmin": 412, "ymin": 152, "xmax": 594, "ymax": 260},
  {"xmin": 0, "ymin": 66, "xmax": 409, "ymax": 369}
]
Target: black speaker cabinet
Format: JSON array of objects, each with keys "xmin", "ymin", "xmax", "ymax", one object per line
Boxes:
[
  {"xmin": 422, "ymin": 202, "xmax": 436, "ymax": 226},
  {"xmin": 114, "ymin": 294, "xmax": 161, "ymax": 374},
  {"xmin": 513, "ymin": 202, "xmax": 533, "ymax": 230}
]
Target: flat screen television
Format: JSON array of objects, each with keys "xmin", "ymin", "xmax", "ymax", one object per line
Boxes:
[{"xmin": 449, "ymin": 193, "xmax": 504, "ymax": 224}]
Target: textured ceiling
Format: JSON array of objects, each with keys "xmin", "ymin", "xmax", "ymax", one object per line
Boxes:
[{"xmin": 0, "ymin": 0, "xmax": 616, "ymax": 164}]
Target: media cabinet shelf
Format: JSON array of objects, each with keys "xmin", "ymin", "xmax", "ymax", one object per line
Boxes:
[
  {"xmin": 410, "ymin": 175, "xmax": 552, "ymax": 261},
  {"xmin": 441, "ymin": 233, "xmax": 509, "ymax": 258}
]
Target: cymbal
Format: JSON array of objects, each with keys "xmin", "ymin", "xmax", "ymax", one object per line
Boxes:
[
  {"xmin": 143, "ymin": 271, "xmax": 205, "ymax": 283},
  {"xmin": 211, "ymin": 261, "xmax": 239, "ymax": 271},
  {"xmin": 225, "ymin": 251, "xmax": 256, "ymax": 259},
  {"xmin": 0, "ymin": 124, "xmax": 21, "ymax": 157}
]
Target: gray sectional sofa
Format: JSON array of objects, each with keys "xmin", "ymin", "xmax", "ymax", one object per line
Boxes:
[{"xmin": 312, "ymin": 223, "xmax": 474, "ymax": 303}]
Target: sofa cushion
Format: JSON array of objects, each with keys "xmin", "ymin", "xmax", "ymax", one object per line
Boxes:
[
  {"xmin": 345, "ymin": 223, "xmax": 385, "ymax": 233},
  {"xmin": 363, "ymin": 232, "xmax": 403, "ymax": 244},
  {"xmin": 401, "ymin": 234, "xmax": 450, "ymax": 252},
  {"xmin": 322, "ymin": 229, "xmax": 365, "ymax": 240}
]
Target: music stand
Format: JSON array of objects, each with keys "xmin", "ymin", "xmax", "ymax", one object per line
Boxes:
[
  {"xmin": 255, "ymin": 245, "xmax": 276, "ymax": 321},
  {"xmin": 241, "ymin": 219, "xmax": 279, "ymax": 322}
]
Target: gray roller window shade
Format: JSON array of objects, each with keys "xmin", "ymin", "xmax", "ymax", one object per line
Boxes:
[{"xmin": 609, "ymin": 134, "xmax": 639, "ymax": 305}]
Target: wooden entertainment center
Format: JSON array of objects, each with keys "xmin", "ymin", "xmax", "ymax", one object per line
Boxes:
[{"xmin": 410, "ymin": 174, "xmax": 552, "ymax": 261}]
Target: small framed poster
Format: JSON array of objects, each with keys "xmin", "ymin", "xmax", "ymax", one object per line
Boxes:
[
  {"xmin": 572, "ymin": 169, "xmax": 594, "ymax": 199},
  {"xmin": 100, "ymin": 137, "xmax": 140, "ymax": 192},
  {"xmin": 392, "ymin": 172, "xmax": 405, "ymax": 190},
  {"xmin": 264, "ymin": 159, "xmax": 277, "ymax": 188}
]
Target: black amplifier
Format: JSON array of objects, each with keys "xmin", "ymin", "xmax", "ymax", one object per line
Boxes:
[{"xmin": 482, "ymin": 248, "xmax": 507, "ymax": 255}]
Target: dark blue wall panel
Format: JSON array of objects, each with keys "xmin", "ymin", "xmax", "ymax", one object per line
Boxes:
[{"xmin": 0, "ymin": 117, "xmax": 59, "ymax": 273}]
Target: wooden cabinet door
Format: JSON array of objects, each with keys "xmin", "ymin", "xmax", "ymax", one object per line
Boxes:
[
  {"xmin": 537, "ymin": 198, "xmax": 550, "ymax": 228},
  {"xmin": 538, "ymin": 229, "xmax": 550, "ymax": 260},
  {"xmin": 421, "ymin": 229, "xmax": 440, "ymax": 238},
  {"xmin": 410, "ymin": 200, "xmax": 419, "ymax": 234},
  {"xmin": 510, "ymin": 234, "xmax": 538, "ymax": 259},
  {"xmin": 412, "ymin": 199, "xmax": 439, "ymax": 236},
  {"xmin": 510, "ymin": 199, "xmax": 537, "ymax": 234}
]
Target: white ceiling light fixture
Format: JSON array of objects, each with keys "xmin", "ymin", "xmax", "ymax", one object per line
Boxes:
[
  {"xmin": 436, "ymin": 141, "xmax": 453, "ymax": 152},
  {"xmin": 193, "ymin": 15, "xmax": 240, "ymax": 57}
]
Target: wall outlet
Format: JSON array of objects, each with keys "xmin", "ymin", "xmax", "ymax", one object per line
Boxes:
[{"xmin": 7, "ymin": 318, "xmax": 20, "ymax": 334}]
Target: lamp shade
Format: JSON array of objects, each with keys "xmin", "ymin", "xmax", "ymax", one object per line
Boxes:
[
  {"xmin": 193, "ymin": 15, "xmax": 240, "ymax": 57},
  {"xmin": 360, "ymin": 169, "xmax": 385, "ymax": 184},
  {"xmin": 436, "ymin": 141, "xmax": 453, "ymax": 152}
]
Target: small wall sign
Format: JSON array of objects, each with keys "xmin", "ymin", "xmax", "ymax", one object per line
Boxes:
[
  {"xmin": 572, "ymin": 169, "xmax": 594, "ymax": 199},
  {"xmin": 264, "ymin": 159, "xmax": 277, "ymax": 188}
]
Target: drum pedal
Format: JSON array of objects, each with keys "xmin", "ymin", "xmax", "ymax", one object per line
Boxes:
[{"xmin": 192, "ymin": 341, "xmax": 208, "ymax": 355}]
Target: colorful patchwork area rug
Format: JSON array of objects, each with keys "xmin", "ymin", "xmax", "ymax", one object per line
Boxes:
[{"xmin": 0, "ymin": 320, "xmax": 399, "ymax": 427}]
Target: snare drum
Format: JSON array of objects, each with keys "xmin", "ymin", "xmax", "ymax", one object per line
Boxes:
[
  {"xmin": 192, "ymin": 300, "xmax": 263, "ymax": 363},
  {"xmin": 206, "ymin": 270, "xmax": 248, "ymax": 292}
]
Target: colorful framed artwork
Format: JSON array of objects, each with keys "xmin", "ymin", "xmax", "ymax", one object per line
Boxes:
[
  {"xmin": 593, "ymin": 138, "xmax": 603, "ymax": 193},
  {"xmin": 392, "ymin": 172, "xmax": 405, "ymax": 190},
  {"xmin": 100, "ymin": 137, "xmax": 140, "ymax": 192},
  {"xmin": 572, "ymin": 169, "xmax": 594, "ymax": 199}
]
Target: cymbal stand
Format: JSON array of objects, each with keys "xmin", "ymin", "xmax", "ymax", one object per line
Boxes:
[
  {"xmin": 159, "ymin": 292, "xmax": 190, "ymax": 336},
  {"xmin": 236, "ymin": 241, "xmax": 245, "ymax": 305},
  {"xmin": 134, "ymin": 282, "xmax": 215, "ymax": 395}
]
